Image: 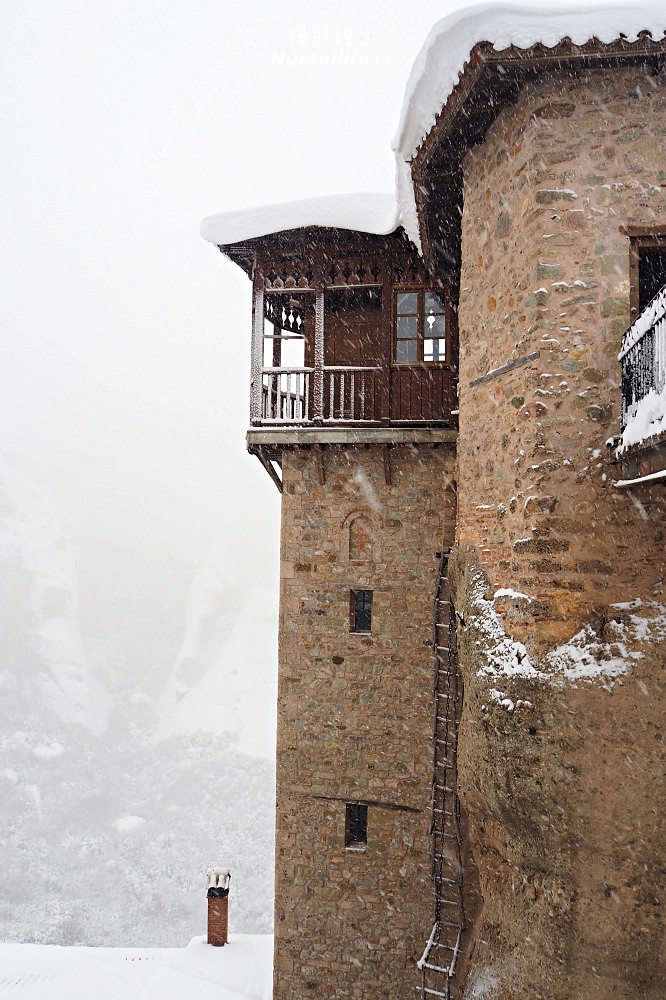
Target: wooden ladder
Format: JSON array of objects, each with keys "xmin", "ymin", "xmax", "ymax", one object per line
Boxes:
[{"xmin": 417, "ymin": 552, "xmax": 466, "ymax": 1000}]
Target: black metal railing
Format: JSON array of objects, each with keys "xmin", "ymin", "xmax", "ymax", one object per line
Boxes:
[{"xmin": 619, "ymin": 285, "xmax": 666, "ymax": 429}]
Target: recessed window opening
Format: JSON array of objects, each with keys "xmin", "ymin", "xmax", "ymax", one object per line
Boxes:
[
  {"xmin": 638, "ymin": 247, "xmax": 666, "ymax": 311},
  {"xmin": 629, "ymin": 234, "xmax": 666, "ymax": 315},
  {"xmin": 345, "ymin": 803, "xmax": 368, "ymax": 848},
  {"xmin": 350, "ymin": 589, "xmax": 372, "ymax": 633}
]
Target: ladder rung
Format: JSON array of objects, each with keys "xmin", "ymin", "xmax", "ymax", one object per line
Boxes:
[{"xmin": 421, "ymin": 960, "xmax": 452, "ymax": 972}]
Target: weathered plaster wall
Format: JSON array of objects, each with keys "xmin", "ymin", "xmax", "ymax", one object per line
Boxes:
[
  {"xmin": 454, "ymin": 66, "xmax": 666, "ymax": 999},
  {"xmin": 273, "ymin": 444, "xmax": 456, "ymax": 999}
]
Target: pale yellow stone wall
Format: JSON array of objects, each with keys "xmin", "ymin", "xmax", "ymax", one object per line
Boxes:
[
  {"xmin": 457, "ymin": 65, "xmax": 666, "ymax": 648},
  {"xmin": 273, "ymin": 443, "xmax": 456, "ymax": 1000}
]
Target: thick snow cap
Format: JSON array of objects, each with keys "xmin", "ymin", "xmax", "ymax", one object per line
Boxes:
[
  {"xmin": 201, "ymin": 3, "xmax": 666, "ymax": 256},
  {"xmin": 393, "ymin": 1, "xmax": 666, "ymax": 250},
  {"xmin": 201, "ymin": 193, "xmax": 398, "ymax": 246}
]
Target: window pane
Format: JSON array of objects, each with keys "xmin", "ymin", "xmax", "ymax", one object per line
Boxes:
[
  {"xmin": 351, "ymin": 590, "xmax": 372, "ymax": 633},
  {"xmin": 424, "ymin": 338, "xmax": 446, "ymax": 362},
  {"xmin": 639, "ymin": 248, "xmax": 666, "ymax": 310},
  {"xmin": 396, "ymin": 338, "xmax": 418, "ymax": 363},
  {"xmin": 425, "ymin": 291, "xmax": 446, "ymax": 314},
  {"xmin": 346, "ymin": 803, "xmax": 368, "ymax": 846},
  {"xmin": 397, "ymin": 292, "xmax": 418, "ymax": 314},
  {"xmin": 425, "ymin": 313, "xmax": 446, "ymax": 336},
  {"xmin": 397, "ymin": 314, "xmax": 417, "ymax": 339}
]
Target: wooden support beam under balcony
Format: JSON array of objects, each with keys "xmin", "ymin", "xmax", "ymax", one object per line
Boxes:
[{"xmin": 247, "ymin": 427, "xmax": 457, "ymax": 492}]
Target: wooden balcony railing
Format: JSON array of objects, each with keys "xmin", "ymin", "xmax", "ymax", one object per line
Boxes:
[
  {"xmin": 619, "ymin": 285, "xmax": 666, "ymax": 428},
  {"xmin": 256, "ymin": 365, "xmax": 382, "ymax": 424},
  {"xmin": 260, "ymin": 368, "xmax": 311, "ymax": 423},
  {"xmin": 323, "ymin": 366, "xmax": 382, "ymax": 422}
]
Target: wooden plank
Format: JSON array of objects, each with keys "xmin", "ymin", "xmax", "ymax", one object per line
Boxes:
[{"xmin": 469, "ymin": 350, "xmax": 540, "ymax": 387}]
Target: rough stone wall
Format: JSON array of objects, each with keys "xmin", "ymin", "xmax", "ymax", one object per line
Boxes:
[
  {"xmin": 453, "ymin": 66, "xmax": 666, "ymax": 998},
  {"xmin": 458, "ymin": 65, "xmax": 666, "ymax": 649},
  {"xmin": 273, "ymin": 444, "xmax": 456, "ymax": 1000}
]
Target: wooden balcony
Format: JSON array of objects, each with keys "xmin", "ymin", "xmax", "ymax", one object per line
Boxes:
[{"xmin": 248, "ymin": 233, "xmax": 459, "ymax": 430}]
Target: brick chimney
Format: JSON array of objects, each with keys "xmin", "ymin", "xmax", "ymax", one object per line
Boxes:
[{"xmin": 206, "ymin": 868, "xmax": 231, "ymax": 946}]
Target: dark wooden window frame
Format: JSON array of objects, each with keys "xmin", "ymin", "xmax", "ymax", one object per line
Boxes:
[
  {"xmin": 392, "ymin": 286, "xmax": 454, "ymax": 366},
  {"xmin": 345, "ymin": 802, "xmax": 368, "ymax": 849},
  {"xmin": 350, "ymin": 589, "xmax": 373, "ymax": 633},
  {"xmin": 625, "ymin": 226, "xmax": 666, "ymax": 317}
]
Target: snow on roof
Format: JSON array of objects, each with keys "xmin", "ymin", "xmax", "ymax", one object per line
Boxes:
[
  {"xmin": 200, "ymin": 193, "xmax": 398, "ymax": 246},
  {"xmin": 202, "ymin": 4, "xmax": 666, "ymax": 256},
  {"xmin": 392, "ymin": 1, "xmax": 666, "ymax": 249}
]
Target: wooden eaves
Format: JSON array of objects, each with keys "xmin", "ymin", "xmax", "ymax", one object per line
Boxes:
[{"xmin": 412, "ymin": 32, "xmax": 666, "ymax": 272}]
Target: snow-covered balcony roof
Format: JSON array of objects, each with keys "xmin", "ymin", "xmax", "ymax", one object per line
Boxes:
[{"xmin": 200, "ymin": 193, "xmax": 399, "ymax": 249}]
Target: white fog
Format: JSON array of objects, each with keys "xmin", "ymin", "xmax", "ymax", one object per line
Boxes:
[{"xmin": 1, "ymin": 0, "xmax": 467, "ymax": 954}]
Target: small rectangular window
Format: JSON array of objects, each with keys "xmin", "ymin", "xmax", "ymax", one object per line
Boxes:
[
  {"xmin": 350, "ymin": 589, "xmax": 372, "ymax": 633},
  {"xmin": 345, "ymin": 803, "xmax": 368, "ymax": 848},
  {"xmin": 394, "ymin": 288, "xmax": 448, "ymax": 364},
  {"xmin": 628, "ymin": 231, "xmax": 666, "ymax": 315}
]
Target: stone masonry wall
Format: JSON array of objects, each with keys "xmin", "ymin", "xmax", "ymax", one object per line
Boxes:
[
  {"xmin": 452, "ymin": 66, "xmax": 666, "ymax": 999},
  {"xmin": 273, "ymin": 443, "xmax": 456, "ymax": 1000},
  {"xmin": 457, "ymin": 65, "xmax": 666, "ymax": 649}
]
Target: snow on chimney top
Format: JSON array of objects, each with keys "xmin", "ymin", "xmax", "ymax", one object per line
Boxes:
[{"xmin": 207, "ymin": 868, "xmax": 231, "ymax": 893}]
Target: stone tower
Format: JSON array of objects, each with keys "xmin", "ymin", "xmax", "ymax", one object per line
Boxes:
[
  {"xmin": 203, "ymin": 7, "xmax": 666, "ymax": 999},
  {"xmin": 200, "ymin": 213, "xmax": 460, "ymax": 997}
]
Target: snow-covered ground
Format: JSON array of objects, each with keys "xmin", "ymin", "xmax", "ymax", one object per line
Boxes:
[{"xmin": 0, "ymin": 936, "xmax": 273, "ymax": 1000}]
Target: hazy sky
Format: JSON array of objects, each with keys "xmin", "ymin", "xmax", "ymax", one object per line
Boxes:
[{"xmin": 10, "ymin": 1, "xmax": 604, "ymax": 688}]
